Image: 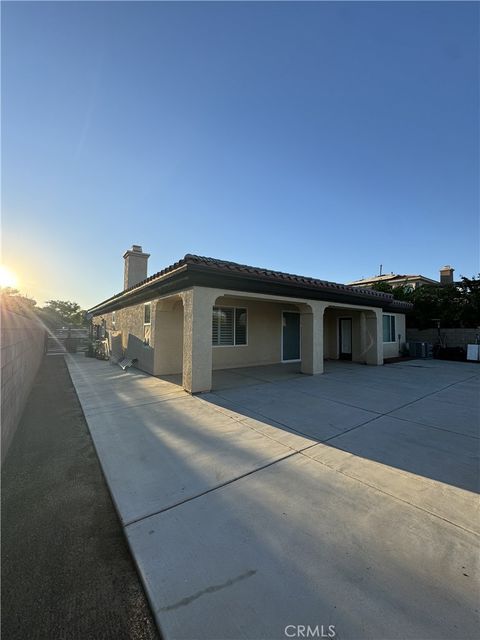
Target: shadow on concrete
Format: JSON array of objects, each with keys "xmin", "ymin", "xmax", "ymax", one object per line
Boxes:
[
  {"xmin": 65, "ymin": 355, "xmax": 479, "ymax": 640},
  {"xmin": 200, "ymin": 361, "xmax": 480, "ymax": 494}
]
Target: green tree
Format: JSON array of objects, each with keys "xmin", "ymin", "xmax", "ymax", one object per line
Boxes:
[
  {"xmin": 407, "ymin": 284, "xmax": 463, "ymax": 328},
  {"xmin": 457, "ymin": 275, "xmax": 480, "ymax": 328},
  {"xmin": 370, "ymin": 282, "xmax": 414, "ymax": 302},
  {"xmin": 369, "ymin": 281, "xmax": 394, "ymax": 294},
  {"xmin": 371, "ymin": 276, "xmax": 480, "ymax": 329},
  {"xmin": 38, "ymin": 300, "xmax": 87, "ymax": 328}
]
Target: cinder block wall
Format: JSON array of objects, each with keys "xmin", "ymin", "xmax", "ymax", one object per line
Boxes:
[
  {"xmin": 1, "ymin": 304, "xmax": 45, "ymax": 462},
  {"xmin": 406, "ymin": 328, "xmax": 480, "ymax": 349}
]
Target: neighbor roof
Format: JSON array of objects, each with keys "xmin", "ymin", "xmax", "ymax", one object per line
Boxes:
[
  {"xmin": 88, "ymin": 254, "xmax": 412, "ymax": 315},
  {"xmin": 348, "ymin": 273, "xmax": 439, "ymax": 286}
]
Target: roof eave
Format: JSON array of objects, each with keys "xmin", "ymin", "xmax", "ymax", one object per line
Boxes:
[{"xmin": 88, "ymin": 259, "xmax": 412, "ymax": 316}]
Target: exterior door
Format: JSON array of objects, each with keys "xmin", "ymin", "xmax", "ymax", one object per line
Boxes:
[
  {"xmin": 339, "ymin": 318, "xmax": 352, "ymax": 360},
  {"xmin": 282, "ymin": 312, "xmax": 300, "ymax": 361}
]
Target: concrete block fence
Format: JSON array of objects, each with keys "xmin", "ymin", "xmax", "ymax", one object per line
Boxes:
[
  {"xmin": 1, "ymin": 305, "xmax": 46, "ymax": 462},
  {"xmin": 406, "ymin": 327, "xmax": 480, "ymax": 349}
]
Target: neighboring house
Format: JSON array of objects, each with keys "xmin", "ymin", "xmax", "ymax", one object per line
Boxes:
[
  {"xmin": 347, "ymin": 266, "xmax": 455, "ymax": 290},
  {"xmin": 89, "ymin": 246, "xmax": 412, "ymax": 393}
]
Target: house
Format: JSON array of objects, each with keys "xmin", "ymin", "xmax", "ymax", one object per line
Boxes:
[
  {"xmin": 89, "ymin": 246, "xmax": 412, "ymax": 393},
  {"xmin": 347, "ymin": 266, "xmax": 454, "ymax": 290}
]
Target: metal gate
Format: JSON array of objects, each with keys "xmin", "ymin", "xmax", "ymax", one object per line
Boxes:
[{"xmin": 46, "ymin": 328, "xmax": 89, "ymax": 355}]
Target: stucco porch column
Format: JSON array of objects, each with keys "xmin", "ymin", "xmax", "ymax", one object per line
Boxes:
[
  {"xmin": 300, "ymin": 301, "xmax": 327, "ymax": 375},
  {"xmin": 153, "ymin": 296, "xmax": 184, "ymax": 376},
  {"xmin": 181, "ymin": 287, "xmax": 217, "ymax": 393},
  {"xmin": 363, "ymin": 308, "xmax": 383, "ymax": 365}
]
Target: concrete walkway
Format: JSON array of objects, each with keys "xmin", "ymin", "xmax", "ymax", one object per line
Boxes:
[
  {"xmin": 1, "ymin": 357, "xmax": 159, "ymax": 640},
  {"xmin": 66, "ymin": 355, "xmax": 480, "ymax": 640}
]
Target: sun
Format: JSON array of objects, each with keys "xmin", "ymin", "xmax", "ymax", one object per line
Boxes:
[{"xmin": 0, "ymin": 265, "xmax": 18, "ymax": 289}]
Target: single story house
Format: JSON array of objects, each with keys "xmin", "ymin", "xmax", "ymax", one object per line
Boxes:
[{"xmin": 89, "ymin": 246, "xmax": 412, "ymax": 393}]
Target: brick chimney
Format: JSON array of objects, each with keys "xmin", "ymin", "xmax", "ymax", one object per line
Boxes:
[
  {"xmin": 439, "ymin": 265, "xmax": 454, "ymax": 285},
  {"xmin": 123, "ymin": 245, "xmax": 150, "ymax": 289}
]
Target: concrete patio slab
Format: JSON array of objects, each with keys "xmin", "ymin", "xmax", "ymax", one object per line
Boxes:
[
  {"xmin": 197, "ymin": 396, "xmax": 317, "ymax": 451},
  {"xmin": 324, "ymin": 359, "xmax": 479, "ymax": 392},
  {"xmin": 65, "ymin": 355, "xmax": 480, "ymax": 640},
  {"xmin": 66, "ymin": 357, "xmax": 296, "ymax": 526},
  {"xmin": 303, "ymin": 442, "xmax": 479, "ymax": 535},
  {"xmin": 208, "ymin": 382, "xmax": 287, "ymax": 410},
  {"xmin": 278, "ymin": 374, "xmax": 418, "ymax": 413},
  {"xmin": 389, "ymin": 394, "xmax": 480, "ymax": 438},
  {"xmin": 242, "ymin": 394, "xmax": 376, "ymax": 440},
  {"xmin": 433, "ymin": 377, "xmax": 480, "ymax": 406},
  {"xmin": 212, "ymin": 384, "xmax": 378, "ymax": 440},
  {"xmin": 126, "ymin": 453, "xmax": 479, "ymax": 640},
  {"xmin": 326, "ymin": 414, "xmax": 479, "ymax": 493}
]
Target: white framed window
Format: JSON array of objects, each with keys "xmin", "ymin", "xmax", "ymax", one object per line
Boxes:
[
  {"xmin": 144, "ymin": 302, "xmax": 151, "ymax": 325},
  {"xmin": 212, "ymin": 307, "xmax": 247, "ymax": 346},
  {"xmin": 383, "ymin": 314, "xmax": 396, "ymax": 342},
  {"xmin": 112, "ymin": 311, "xmax": 116, "ymax": 329}
]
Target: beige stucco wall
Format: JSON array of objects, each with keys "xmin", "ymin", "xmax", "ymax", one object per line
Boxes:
[
  {"xmin": 153, "ymin": 297, "xmax": 184, "ymax": 375},
  {"xmin": 382, "ymin": 312, "xmax": 406, "ymax": 359},
  {"xmin": 92, "ymin": 285, "xmax": 403, "ymax": 388},
  {"xmin": 211, "ymin": 296, "xmax": 299, "ymax": 370},
  {"xmin": 151, "ymin": 290, "xmax": 326, "ymax": 382},
  {"xmin": 323, "ymin": 308, "xmax": 364, "ymax": 362}
]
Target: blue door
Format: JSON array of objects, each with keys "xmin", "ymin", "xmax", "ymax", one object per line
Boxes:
[{"xmin": 282, "ymin": 312, "xmax": 300, "ymax": 361}]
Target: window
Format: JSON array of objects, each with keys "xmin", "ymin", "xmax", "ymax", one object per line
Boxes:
[
  {"xmin": 112, "ymin": 311, "xmax": 116, "ymax": 329},
  {"xmin": 383, "ymin": 314, "xmax": 396, "ymax": 342},
  {"xmin": 212, "ymin": 307, "xmax": 247, "ymax": 346},
  {"xmin": 144, "ymin": 302, "xmax": 151, "ymax": 325}
]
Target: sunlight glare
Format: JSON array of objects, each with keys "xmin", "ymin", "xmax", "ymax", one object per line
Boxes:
[{"xmin": 0, "ymin": 265, "xmax": 18, "ymax": 289}]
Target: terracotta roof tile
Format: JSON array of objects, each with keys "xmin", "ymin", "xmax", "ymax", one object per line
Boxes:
[
  {"xmin": 89, "ymin": 254, "xmax": 414, "ymax": 313},
  {"xmin": 183, "ymin": 254, "xmax": 391, "ymax": 299}
]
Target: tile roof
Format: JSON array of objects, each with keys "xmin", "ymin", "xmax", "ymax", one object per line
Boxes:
[
  {"xmin": 183, "ymin": 255, "xmax": 392, "ymax": 299},
  {"xmin": 89, "ymin": 254, "xmax": 413, "ymax": 313},
  {"xmin": 348, "ymin": 273, "xmax": 438, "ymax": 285}
]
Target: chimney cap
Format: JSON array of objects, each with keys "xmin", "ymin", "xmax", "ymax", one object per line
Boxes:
[
  {"xmin": 123, "ymin": 245, "xmax": 150, "ymax": 259},
  {"xmin": 440, "ymin": 265, "xmax": 454, "ymax": 271}
]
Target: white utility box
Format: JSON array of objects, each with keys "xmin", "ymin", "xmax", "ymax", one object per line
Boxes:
[{"xmin": 466, "ymin": 344, "xmax": 480, "ymax": 361}]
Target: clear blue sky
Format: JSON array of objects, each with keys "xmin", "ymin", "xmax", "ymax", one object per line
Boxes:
[{"xmin": 2, "ymin": 1, "xmax": 478, "ymax": 309}]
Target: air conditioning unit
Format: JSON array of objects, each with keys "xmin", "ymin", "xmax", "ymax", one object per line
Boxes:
[{"xmin": 408, "ymin": 342, "xmax": 432, "ymax": 358}]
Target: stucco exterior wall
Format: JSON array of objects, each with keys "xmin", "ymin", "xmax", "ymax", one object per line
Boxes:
[
  {"xmin": 1, "ymin": 305, "xmax": 45, "ymax": 462},
  {"xmin": 211, "ymin": 296, "xmax": 299, "ymax": 370},
  {"xmin": 93, "ymin": 300, "xmax": 157, "ymax": 374},
  {"xmin": 323, "ymin": 308, "xmax": 364, "ymax": 361},
  {"xmin": 153, "ymin": 297, "xmax": 184, "ymax": 375},
  {"xmin": 92, "ymin": 285, "xmax": 404, "ymax": 388},
  {"xmin": 382, "ymin": 312, "xmax": 406, "ymax": 359}
]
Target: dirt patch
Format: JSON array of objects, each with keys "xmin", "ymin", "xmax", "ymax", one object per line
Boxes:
[{"xmin": 1, "ymin": 356, "xmax": 160, "ymax": 640}]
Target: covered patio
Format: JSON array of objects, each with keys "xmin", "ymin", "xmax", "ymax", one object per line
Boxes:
[
  {"xmin": 158, "ymin": 360, "xmax": 365, "ymax": 392},
  {"xmin": 153, "ymin": 287, "xmax": 385, "ymax": 393}
]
